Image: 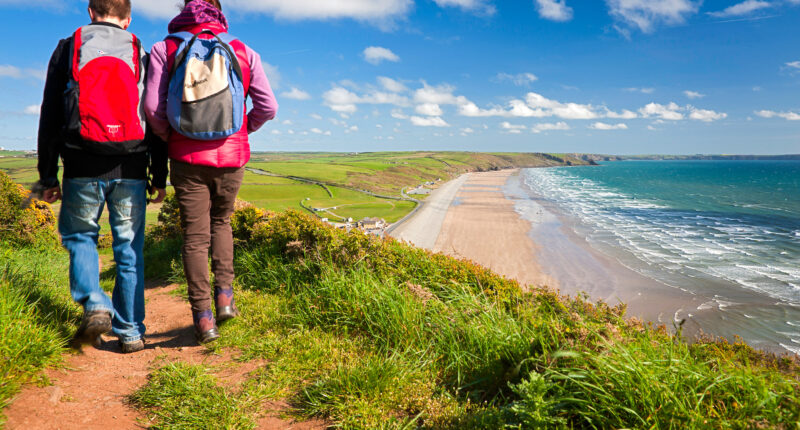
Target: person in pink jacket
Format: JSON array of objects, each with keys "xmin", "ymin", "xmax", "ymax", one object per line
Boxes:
[{"xmin": 144, "ymin": 0, "xmax": 278, "ymax": 344}]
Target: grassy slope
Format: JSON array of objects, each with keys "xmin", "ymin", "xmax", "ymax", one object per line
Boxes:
[{"xmin": 133, "ymin": 208, "xmax": 800, "ymax": 429}]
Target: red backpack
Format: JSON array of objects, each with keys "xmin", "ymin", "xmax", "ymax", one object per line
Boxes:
[{"xmin": 64, "ymin": 25, "xmax": 147, "ymax": 154}]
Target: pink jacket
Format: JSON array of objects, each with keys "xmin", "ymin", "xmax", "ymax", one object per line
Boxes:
[{"xmin": 144, "ymin": 1, "xmax": 278, "ymax": 168}]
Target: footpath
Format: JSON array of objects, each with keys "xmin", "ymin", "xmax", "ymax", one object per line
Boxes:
[{"xmin": 4, "ymin": 280, "xmax": 325, "ymax": 429}]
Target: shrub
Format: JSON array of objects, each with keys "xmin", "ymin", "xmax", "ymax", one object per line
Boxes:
[{"xmin": 0, "ymin": 171, "xmax": 58, "ymax": 248}]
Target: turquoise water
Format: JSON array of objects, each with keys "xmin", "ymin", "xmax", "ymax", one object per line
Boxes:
[{"xmin": 521, "ymin": 161, "xmax": 800, "ymax": 353}]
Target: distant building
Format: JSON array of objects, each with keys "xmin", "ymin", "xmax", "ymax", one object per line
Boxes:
[{"xmin": 358, "ymin": 217, "xmax": 386, "ymax": 230}]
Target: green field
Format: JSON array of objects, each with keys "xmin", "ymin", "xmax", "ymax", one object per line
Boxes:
[{"xmin": 0, "ymin": 152, "xmax": 587, "ymax": 226}]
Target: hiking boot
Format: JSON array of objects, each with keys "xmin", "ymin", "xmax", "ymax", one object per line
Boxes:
[
  {"xmin": 71, "ymin": 310, "xmax": 112, "ymax": 348},
  {"xmin": 193, "ymin": 310, "xmax": 220, "ymax": 344},
  {"xmin": 120, "ymin": 339, "xmax": 145, "ymax": 354},
  {"xmin": 215, "ymin": 287, "xmax": 240, "ymax": 323}
]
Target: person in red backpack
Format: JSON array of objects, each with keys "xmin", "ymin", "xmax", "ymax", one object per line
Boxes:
[
  {"xmin": 144, "ymin": 0, "xmax": 278, "ymax": 344},
  {"xmin": 37, "ymin": 0, "xmax": 167, "ymax": 353}
]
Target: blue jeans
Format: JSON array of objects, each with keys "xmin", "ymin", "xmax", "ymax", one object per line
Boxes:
[{"xmin": 59, "ymin": 178, "xmax": 147, "ymax": 343}]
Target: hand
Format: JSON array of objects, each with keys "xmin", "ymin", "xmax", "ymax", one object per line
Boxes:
[
  {"xmin": 42, "ymin": 186, "xmax": 62, "ymax": 203},
  {"xmin": 148, "ymin": 187, "xmax": 167, "ymax": 204}
]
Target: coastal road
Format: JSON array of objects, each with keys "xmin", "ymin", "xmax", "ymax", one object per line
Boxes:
[{"xmin": 388, "ymin": 173, "xmax": 469, "ymax": 249}]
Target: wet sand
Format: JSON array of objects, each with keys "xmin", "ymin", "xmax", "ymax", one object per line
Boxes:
[{"xmin": 432, "ymin": 170, "xmax": 557, "ymax": 289}]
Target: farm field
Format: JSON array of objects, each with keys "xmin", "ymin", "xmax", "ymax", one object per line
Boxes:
[{"xmin": 0, "ymin": 151, "xmax": 587, "ymax": 226}]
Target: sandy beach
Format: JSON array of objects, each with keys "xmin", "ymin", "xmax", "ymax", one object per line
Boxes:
[
  {"xmin": 431, "ymin": 170, "xmax": 557, "ymax": 289},
  {"xmin": 391, "ymin": 169, "xmax": 725, "ymax": 340}
]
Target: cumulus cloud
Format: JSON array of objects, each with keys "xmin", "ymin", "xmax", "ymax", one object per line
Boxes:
[
  {"xmin": 415, "ymin": 103, "xmax": 444, "ymax": 116},
  {"xmin": 137, "ymin": 0, "xmax": 414, "ymax": 24},
  {"xmin": 624, "ymin": 87, "xmax": 655, "ymax": 94},
  {"xmin": 501, "ymin": 122, "xmax": 527, "ymax": 131},
  {"xmin": 603, "ymin": 108, "xmax": 638, "ymax": 119},
  {"xmin": 532, "ymin": 122, "xmax": 570, "ymax": 133},
  {"xmin": 535, "ymin": 0, "xmax": 573, "ymax": 21},
  {"xmin": 639, "ymin": 102, "xmax": 684, "ymax": 120},
  {"xmin": 494, "ymin": 72, "xmax": 539, "ymax": 86},
  {"xmin": 281, "ymin": 87, "xmax": 311, "ymax": 100},
  {"xmin": 590, "ymin": 122, "xmax": 628, "ymax": 130},
  {"xmin": 606, "ymin": 0, "xmax": 700, "ymax": 33},
  {"xmin": 377, "ymin": 77, "xmax": 407, "ymax": 92},
  {"xmin": 684, "ymin": 90, "xmax": 705, "ymax": 99},
  {"xmin": 410, "ymin": 116, "xmax": 450, "ymax": 127},
  {"xmin": 689, "ymin": 107, "xmax": 727, "ymax": 122},
  {"xmin": 0, "ymin": 64, "xmax": 45, "ymax": 81},
  {"xmin": 755, "ymin": 110, "xmax": 800, "ymax": 120},
  {"xmin": 708, "ymin": 0, "xmax": 771, "ymax": 17},
  {"xmin": 432, "ymin": 0, "xmax": 496, "ymax": 14},
  {"xmin": 23, "ymin": 104, "xmax": 40, "ymax": 115},
  {"xmin": 323, "ymin": 86, "xmax": 409, "ymax": 113},
  {"xmin": 363, "ymin": 46, "xmax": 400, "ymax": 65}
]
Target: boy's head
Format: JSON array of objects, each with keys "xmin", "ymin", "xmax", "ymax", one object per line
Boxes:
[{"xmin": 88, "ymin": 0, "xmax": 132, "ymax": 29}]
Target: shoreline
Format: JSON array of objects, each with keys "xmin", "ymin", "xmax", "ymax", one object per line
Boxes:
[{"xmin": 391, "ymin": 168, "xmax": 798, "ymax": 355}]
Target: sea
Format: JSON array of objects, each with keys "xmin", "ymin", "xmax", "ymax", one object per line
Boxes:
[{"xmin": 516, "ymin": 160, "xmax": 800, "ymax": 355}]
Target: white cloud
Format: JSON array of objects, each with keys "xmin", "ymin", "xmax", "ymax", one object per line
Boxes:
[
  {"xmin": 415, "ymin": 103, "xmax": 444, "ymax": 116},
  {"xmin": 531, "ymin": 122, "xmax": 570, "ymax": 133},
  {"xmin": 624, "ymin": 87, "xmax": 655, "ymax": 94},
  {"xmin": 363, "ymin": 46, "xmax": 400, "ymax": 65},
  {"xmin": 639, "ymin": 102, "xmax": 684, "ymax": 120},
  {"xmin": 432, "ymin": 0, "xmax": 496, "ymax": 14},
  {"xmin": 494, "ymin": 72, "xmax": 539, "ymax": 86},
  {"xmin": 271, "ymin": 129, "xmax": 281, "ymax": 135},
  {"xmin": 607, "ymin": 0, "xmax": 700, "ymax": 33},
  {"xmin": 310, "ymin": 113, "xmax": 323, "ymax": 120},
  {"xmin": 23, "ymin": 104, "xmax": 40, "ymax": 115},
  {"xmin": 322, "ymin": 86, "xmax": 409, "ymax": 113},
  {"xmin": 310, "ymin": 128, "xmax": 332, "ymax": 135},
  {"xmin": 377, "ymin": 77, "xmax": 407, "ymax": 92},
  {"xmin": 410, "ymin": 116, "xmax": 450, "ymax": 127},
  {"xmin": 0, "ymin": 64, "xmax": 45, "ymax": 81},
  {"xmin": 281, "ymin": 87, "xmax": 311, "ymax": 100},
  {"xmin": 261, "ymin": 61, "xmax": 281, "ymax": 89},
  {"xmin": 145, "ymin": 0, "xmax": 415, "ymax": 24},
  {"xmin": 755, "ymin": 110, "xmax": 800, "ymax": 120},
  {"xmin": 708, "ymin": 0, "xmax": 771, "ymax": 17},
  {"xmin": 590, "ymin": 122, "xmax": 628, "ymax": 130},
  {"xmin": 391, "ymin": 109, "xmax": 409, "ymax": 119},
  {"xmin": 604, "ymin": 108, "xmax": 638, "ymax": 119},
  {"xmin": 689, "ymin": 107, "xmax": 727, "ymax": 122},
  {"xmin": 535, "ymin": 0, "xmax": 573, "ymax": 21},
  {"xmin": 684, "ymin": 90, "xmax": 705, "ymax": 99},
  {"xmin": 501, "ymin": 122, "xmax": 527, "ymax": 134},
  {"xmin": 282, "ymin": 119, "xmax": 293, "ymax": 125},
  {"xmin": 460, "ymin": 127, "xmax": 475, "ymax": 134}
]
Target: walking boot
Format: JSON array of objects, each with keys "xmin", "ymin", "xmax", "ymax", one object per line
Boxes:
[
  {"xmin": 215, "ymin": 287, "xmax": 240, "ymax": 323},
  {"xmin": 193, "ymin": 310, "xmax": 220, "ymax": 344},
  {"xmin": 71, "ymin": 310, "xmax": 112, "ymax": 348}
]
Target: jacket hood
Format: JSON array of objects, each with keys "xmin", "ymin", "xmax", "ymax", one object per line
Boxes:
[{"xmin": 168, "ymin": 0, "xmax": 229, "ymax": 34}]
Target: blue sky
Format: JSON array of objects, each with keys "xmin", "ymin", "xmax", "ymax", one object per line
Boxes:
[{"xmin": 1, "ymin": 0, "xmax": 799, "ymax": 154}]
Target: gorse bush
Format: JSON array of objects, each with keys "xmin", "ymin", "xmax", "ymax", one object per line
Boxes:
[{"xmin": 0, "ymin": 171, "xmax": 58, "ymax": 248}]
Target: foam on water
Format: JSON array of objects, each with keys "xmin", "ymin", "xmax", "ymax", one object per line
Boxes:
[{"xmin": 522, "ymin": 165, "xmax": 800, "ymax": 305}]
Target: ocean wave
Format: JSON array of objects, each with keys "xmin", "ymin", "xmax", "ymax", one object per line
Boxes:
[{"xmin": 522, "ymin": 167, "xmax": 800, "ymax": 304}]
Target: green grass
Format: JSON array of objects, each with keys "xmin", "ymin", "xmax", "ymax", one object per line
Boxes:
[
  {"xmin": 130, "ymin": 361, "xmax": 257, "ymax": 429},
  {"xmin": 0, "ymin": 245, "xmax": 79, "ymax": 425},
  {"xmin": 133, "ymin": 210, "xmax": 800, "ymax": 429}
]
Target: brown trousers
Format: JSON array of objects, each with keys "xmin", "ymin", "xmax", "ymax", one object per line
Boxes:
[{"xmin": 170, "ymin": 160, "xmax": 244, "ymax": 313}]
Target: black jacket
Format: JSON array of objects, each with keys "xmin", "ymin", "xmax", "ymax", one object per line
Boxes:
[{"xmin": 37, "ymin": 22, "xmax": 168, "ymax": 189}]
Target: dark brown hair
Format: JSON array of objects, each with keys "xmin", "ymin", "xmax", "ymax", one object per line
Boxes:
[
  {"xmin": 88, "ymin": 0, "xmax": 131, "ymax": 19},
  {"xmin": 185, "ymin": 0, "xmax": 222, "ymax": 10}
]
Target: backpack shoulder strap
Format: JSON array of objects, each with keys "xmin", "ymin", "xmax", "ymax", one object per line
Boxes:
[{"xmin": 71, "ymin": 27, "xmax": 83, "ymax": 81}]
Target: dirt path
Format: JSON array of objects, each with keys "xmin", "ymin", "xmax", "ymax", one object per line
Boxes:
[{"xmin": 4, "ymin": 282, "xmax": 326, "ymax": 429}]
